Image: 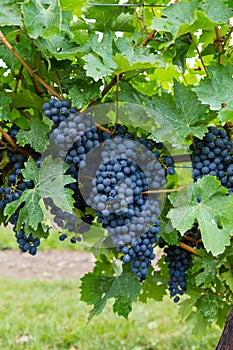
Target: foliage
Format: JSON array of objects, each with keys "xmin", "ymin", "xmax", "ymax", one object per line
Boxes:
[{"xmin": 0, "ymin": 0, "xmax": 232, "ymax": 338}]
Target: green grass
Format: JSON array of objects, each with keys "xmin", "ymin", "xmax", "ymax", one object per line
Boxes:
[
  {"xmin": 0, "ymin": 278, "xmax": 221, "ymax": 350},
  {"xmin": 0, "ymin": 226, "xmax": 83, "ymax": 251}
]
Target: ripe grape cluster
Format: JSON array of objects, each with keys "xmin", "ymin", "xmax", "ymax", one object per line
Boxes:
[
  {"xmin": 9, "ymin": 210, "xmax": 40, "ymax": 255},
  {"xmin": 165, "ymin": 125, "xmax": 233, "ymax": 302},
  {"xmin": 164, "ymin": 222, "xmax": 202, "ymax": 302},
  {"xmin": 81, "ymin": 134, "xmax": 169, "ymax": 280},
  {"xmin": 191, "ymin": 126, "xmax": 233, "ymax": 193},
  {"xmin": 0, "ymin": 124, "xmax": 41, "ymax": 255},
  {"xmin": 42, "ymin": 98, "xmax": 73, "ymax": 129},
  {"xmin": 0, "ymin": 151, "xmax": 33, "ymax": 210},
  {"xmin": 41, "ymin": 98, "xmax": 176, "ymax": 280}
]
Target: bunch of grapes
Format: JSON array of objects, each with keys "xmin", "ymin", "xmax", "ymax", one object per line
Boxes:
[
  {"xmin": 191, "ymin": 126, "xmax": 233, "ymax": 194},
  {"xmin": 42, "ymin": 98, "xmax": 73, "ymax": 129},
  {"xmin": 41, "ymin": 98, "xmax": 176, "ymax": 280}
]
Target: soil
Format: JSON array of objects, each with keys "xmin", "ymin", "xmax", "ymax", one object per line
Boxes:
[{"xmin": 0, "ymin": 250, "xmax": 95, "ymax": 280}]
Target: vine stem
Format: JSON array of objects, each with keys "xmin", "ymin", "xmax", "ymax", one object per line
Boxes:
[
  {"xmin": 141, "ymin": 29, "xmax": 157, "ymax": 46},
  {"xmin": 0, "ymin": 126, "xmax": 31, "ymax": 156},
  {"xmin": 190, "ymin": 33, "xmax": 209, "ymax": 77},
  {"xmin": 215, "ymin": 26, "xmax": 223, "ymax": 64},
  {"xmin": 141, "ymin": 182, "xmax": 191, "ymax": 195},
  {"xmin": 179, "ymin": 242, "xmax": 199, "ymax": 256},
  {"xmin": 0, "ymin": 31, "xmax": 62, "ymax": 100}
]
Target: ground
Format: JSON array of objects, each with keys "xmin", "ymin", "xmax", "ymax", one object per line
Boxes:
[{"xmin": 0, "ymin": 250, "xmax": 95, "ymax": 280}]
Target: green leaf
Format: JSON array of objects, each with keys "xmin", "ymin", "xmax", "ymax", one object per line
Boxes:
[
  {"xmin": 113, "ymin": 37, "xmax": 162, "ymax": 74},
  {"xmin": 168, "ymin": 176, "xmax": 233, "ymax": 256},
  {"xmin": 0, "ymin": 94, "xmax": 11, "ymax": 121},
  {"xmin": 35, "ymin": 34, "xmax": 80, "ymax": 61},
  {"xmin": 199, "ymin": 0, "xmax": 232, "ymax": 23},
  {"xmin": 8, "ymin": 91, "xmax": 44, "ymax": 111},
  {"xmin": 4, "ymin": 157, "xmax": 44, "ymax": 232},
  {"xmin": 60, "ymin": 0, "xmax": 84, "ymax": 17},
  {"xmin": 193, "ymin": 65, "xmax": 233, "ymax": 110},
  {"xmin": 151, "ymin": 0, "xmax": 231, "ymax": 39},
  {"xmin": 16, "ymin": 115, "xmax": 50, "ymax": 153},
  {"xmin": 83, "ymin": 1, "xmax": 134, "ymax": 32},
  {"xmin": 151, "ymin": 1, "xmax": 198, "ymax": 37},
  {"xmin": 4, "ymin": 156, "xmax": 75, "ymax": 232},
  {"xmin": 220, "ymin": 271, "xmax": 233, "ymax": 292},
  {"xmin": 69, "ymin": 82, "xmax": 102, "ymax": 109},
  {"xmin": 21, "ymin": 0, "xmax": 61, "ymax": 39},
  {"xmin": 80, "ymin": 258, "xmax": 141, "ymax": 320},
  {"xmin": 151, "ymin": 81, "xmax": 208, "ymax": 141},
  {"xmin": 139, "ymin": 261, "xmax": 168, "ymax": 303},
  {"xmin": 39, "ymin": 155, "xmax": 75, "ymax": 212},
  {"xmin": 218, "ymin": 101, "xmax": 233, "ymax": 123},
  {"xmin": 192, "ymin": 254, "xmax": 217, "ymax": 287},
  {"xmin": 83, "ymin": 54, "xmax": 113, "ymax": 82},
  {"xmin": 0, "ymin": 0, "xmax": 22, "ymax": 26}
]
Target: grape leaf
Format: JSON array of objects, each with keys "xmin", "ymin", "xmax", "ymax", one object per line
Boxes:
[
  {"xmin": 168, "ymin": 176, "xmax": 233, "ymax": 256},
  {"xmin": 139, "ymin": 260, "xmax": 168, "ymax": 303},
  {"xmin": 80, "ymin": 258, "xmax": 141, "ymax": 320},
  {"xmin": 151, "ymin": 81, "xmax": 208, "ymax": 141},
  {"xmin": 83, "ymin": 1, "xmax": 134, "ymax": 32},
  {"xmin": 35, "ymin": 35, "xmax": 80, "ymax": 61},
  {"xmin": 83, "ymin": 54, "xmax": 113, "ymax": 82},
  {"xmin": 4, "ymin": 156, "xmax": 75, "ymax": 233},
  {"xmin": 8, "ymin": 91, "xmax": 44, "ymax": 111},
  {"xmin": 193, "ymin": 65, "xmax": 233, "ymax": 110},
  {"xmin": 4, "ymin": 157, "xmax": 44, "ymax": 232},
  {"xmin": 16, "ymin": 115, "xmax": 51, "ymax": 153},
  {"xmin": 0, "ymin": 94, "xmax": 11, "ymax": 121},
  {"xmin": 0, "ymin": 0, "xmax": 22, "ymax": 26},
  {"xmin": 21, "ymin": 0, "xmax": 61, "ymax": 39},
  {"xmin": 199, "ymin": 0, "xmax": 232, "ymax": 23},
  {"xmin": 39, "ymin": 155, "xmax": 75, "ymax": 212},
  {"xmin": 81, "ymin": 32, "xmax": 117, "ymax": 72},
  {"xmin": 191, "ymin": 254, "xmax": 217, "ymax": 287},
  {"xmin": 151, "ymin": 0, "xmax": 231, "ymax": 39},
  {"xmin": 218, "ymin": 101, "xmax": 233, "ymax": 123},
  {"xmin": 113, "ymin": 37, "xmax": 162, "ymax": 74}
]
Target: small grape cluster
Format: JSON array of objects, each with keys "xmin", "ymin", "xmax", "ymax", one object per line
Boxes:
[
  {"xmin": 164, "ymin": 245, "xmax": 190, "ymax": 303},
  {"xmin": 9, "ymin": 210, "xmax": 41, "ymax": 255},
  {"xmin": 164, "ymin": 222, "xmax": 203, "ymax": 302},
  {"xmin": 42, "ymin": 98, "xmax": 73, "ymax": 129},
  {"xmin": 191, "ymin": 126, "xmax": 233, "ymax": 194},
  {"xmin": 0, "ymin": 151, "xmax": 33, "ymax": 209}
]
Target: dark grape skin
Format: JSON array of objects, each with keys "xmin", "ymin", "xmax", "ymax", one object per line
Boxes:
[
  {"xmin": 191, "ymin": 126, "xmax": 233, "ymax": 194},
  {"xmin": 41, "ymin": 99, "xmax": 177, "ymax": 280},
  {"xmin": 164, "ymin": 245, "xmax": 190, "ymax": 302}
]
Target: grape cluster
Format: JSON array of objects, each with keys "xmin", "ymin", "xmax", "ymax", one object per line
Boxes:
[
  {"xmin": 9, "ymin": 209, "xmax": 40, "ymax": 255},
  {"xmin": 41, "ymin": 98, "xmax": 176, "ymax": 280},
  {"xmin": 42, "ymin": 98, "xmax": 73, "ymax": 129},
  {"xmin": 82, "ymin": 135, "xmax": 169, "ymax": 280},
  {"xmin": 164, "ymin": 222, "xmax": 204, "ymax": 302},
  {"xmin": 0, "ymin": 151, "xmax": 33, "ymax": 209},
  {"xmin": 191, "ymin": 126, "xmax": 233, "ymax": 194},
  {"xmin": 164, "ymin": 245, "xmax": 190, "ymax": 303}
]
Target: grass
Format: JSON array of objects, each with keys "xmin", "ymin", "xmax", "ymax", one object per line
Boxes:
[{"xmin": 0, "ymin": 278, "xmax": 221, "ymax": 350}]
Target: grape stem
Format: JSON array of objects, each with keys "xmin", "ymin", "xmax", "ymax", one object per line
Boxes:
[
  {"xmin": 189, "ymin": 33, "xmax": 209, "ymax": 77},
  {"xmin": 0, "ymin": 126, "xmax": 31, "ymax": 156},
  {"xmin": 215, "ymin": 26, "xmax": 223, "ymax": 64},
  {"xmin": 141, "ymin": 29, "xmax": 157, "ymax": 46},
  {"xmin": 0, "ymin": 31, "xmax": 62, "ymax": 100},
  {"xmin": 142, "ymin": 182, "xmax": 191, "ymax": 194},
  {"xmin": 179, "ymin": 242, "xmax": 199, "ymax": 256}
]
